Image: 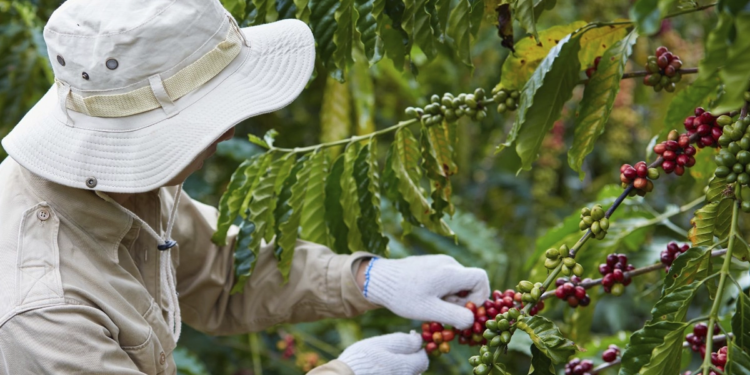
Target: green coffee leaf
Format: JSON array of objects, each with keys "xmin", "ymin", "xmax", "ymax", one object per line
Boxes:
[
  {"xmin": 732, "ymin": 291, "xmax": 750, "ymax": 353},
  {"xmin": 267, "ymin": 154, "xmax": 297, "ymax": 243},
  {"xmin": 698, "ymin": 12, "xmax": 732, "ymax": 83},
  {"xmin": 248, "ymin": 134, "xmax": 270, "ymax": 149},
  {"xmin": 429, "ymin": 123, "xmax": 458, "ymax": 177},
  {"xmin": 232, "ymin": 155, "xmax": 289, "ymax": 293},
  {"xmin": 649, "ymin": 283, "xmax": 699, "ymax": 323},
  {"xmin": 321, "ymin": 76, "xmax": 351, "ymax": 157},
  {"xmin": 662, "ymin": 75, "xmax": 720, "ymax": 138},
  {"xmin": 274, "ymin": 156, "xmax": 308, "ymax": 259},
  {"xmin": 629, "ymin": 0, "xmax": 676, "ymax": 36},
  {"xmin": 707, "ymin": 176, "xmax": 729, "ymax": 203},
  {"xmin": 689, "ymin": 199, "xmax": 734, "ymax": 247},
  {"xmin": 213, "ymin": 158, "xmax": 255, "ymax": 246},
  {"xmin": 503, "ymin": 32, "xmax": 582, "ymax": 171},
  {"xmin": 333, "ymin": 0, "xmax": 355, "ymax": 74},
  {"xmin": 447, "ymin": 0, "xmax": 472, "ymax": 67},
  {"xmin": 468, "ymin": 0, "xmax": 483, "ymax": 37},
  {"xmin": 514, "ymin": 0, "xmax": 539, "ymax": 41},
  {"xmin": 662, "ymin": 246, "xmax": 710, "ymax": 294},
  {"xmin": 353, "ymin": 141, "xmax": 389, "ymax": 255},
  {"xmin": 434, "ymin": 0, "xmax": 451, "ymax": 39},
  {"xmin": 341, "ymin": 142, "xmax": 366, "ymax": 252},
  {"xmin": 499, "ymin": 22, "xmax": 584, "ymax": 91},
  {"xmin": 222, "ymin": 0, "xmax": 246, "ymax": 21},
  {"xmin": 241, "ymin": 154, "xmax": 273, "ymax": 217},
  {"xmin": 569, "ymin": 29, "xmax": 638, "ymax": 178},
  {"xmin": 618, "ymin": 321, "xmax": 688, "ymax": 375},
  {"xmin": 420, "ymin": 127, "xmax": 453, "ymax": 220},
  {"xmin": 393, "ymin": 128, "xmax": 454, "ymax": 237},
  {"xmin": 300, "ymin": 150, "xmax": 329, "ymax": 245},
  {"xmin": 276, "ymin": 157, "xmax": 310, "ymax": 283},
  {"xmin": 528, "ymin": 343, "xmax": 555, "ymax": 375},
  {"xmin": 517, "ymin": 315, "xmax": 577, "ymax": 364},
  {"xmin": 714, "ymin": 14, "xmax": 750, "ymax": 113},
  {"xmin": 533, "ymin": 0, "xmax": 556, "ymax": 20},
  {"xmin": 378, "ymin": 0, "xmax": 409, "ymax": 70},
  {"xmin": 325, "ymin": 154, "xmax": 350, "ymax": 253},
  {"xmin": 231, "ymin": 216, "xmax": 257, "ymax": 294},
  {"xmin": 350, "ymin": 57, "xmax": 376, "ymax": 135},
  {"xmin": 404, "ymin": 0, "xmax": 437, "ymax": 60},
  {"xmin": 252, "ymin": 0, "xmax": 269, "ymax": 25},
  {"xmin": 383, "ymin": 143, "xmax": 420, "ymax": 234},
  {"xmin": 277, "ymin": 0, "xmax": 297, "ymax": 20},
  {"xmin": 727, "ymin": 341, "xmax": 750, "ymax": 374},
  {"xmin": 294, "ymin": 0, "xmax": 312, "ymax": 22},
  {"xmin": 309, "ymin": 0, "xmax": 340, "ymax": 73},
  {"xmin": 355, "ymin": 0, "xmax": 383, "ymax": 64}
]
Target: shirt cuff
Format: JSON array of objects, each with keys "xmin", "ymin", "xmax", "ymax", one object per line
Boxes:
[
  {"xmin": 326, "ymin": 252, "xmax": 380, "ymax": 317},
  {"xmin": 306, "ymin": 359, "xmax": 354, "ymax": 375}
]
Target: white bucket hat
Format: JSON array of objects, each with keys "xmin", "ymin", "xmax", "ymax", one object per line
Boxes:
[{"xmin": 2, "ymin": 0, "xmax": 315, "ymax": 193}]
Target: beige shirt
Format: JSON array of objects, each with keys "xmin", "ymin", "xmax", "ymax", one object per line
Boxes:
[{"xmin": 0, "ymin": 157, "xmax": 378, "ymax": 374}]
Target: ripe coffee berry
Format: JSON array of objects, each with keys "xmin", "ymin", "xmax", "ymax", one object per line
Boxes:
[
  {"xmin": 709, "ymin": 346, "xmax": 728, "ymax": 374},
  {"xmin": 620, "ymin": 161, "xmax": 658, "ymax": 196},
  {"xmin": 599, "ymin": 253, "xmax": 634, "ymax": 295},
  {"xmin": 686, "ymin": 322, "xmax": 721, "ymax": 357},
  {"xmin": 554, "ymin": 277, "xmax": 591, "ymax": 308},
  {"xmin": 653, "ymin": 131, "xmax": 696, "ymax": 175},
  {"xmin": 602, "ymin": 344, "xmax": 620, "ymax": 362},
  {"xmin": 660, "ymin": 241, "xmax": 689, "ymax": 271},
  {"xmin": 643, "ymin": 46, "xmax": 682, "ymax": 92},
  {"xmin": 564, "ymin": 358, "xmax": 594, "ymax": 375},
  {"xmin": 585, "ymin": 56, "xmax": 602, "ymax": 78},
  {"xmin": 686, "ymin": 107, "xmax": 728, "ymax": 148},
  {"xmin": 421, "ymin": 321, "xmax": 456, "ymax": 356}
]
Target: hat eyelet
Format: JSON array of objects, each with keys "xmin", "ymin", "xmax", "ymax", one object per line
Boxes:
[
  {"xmin": 82, "ymin": 72, "xmax": 89, "ymax": 80},
  {"xmin": 105, "ymin": 59, "xmax": 118, "ymax": 70},
  {"xmin": 85, "ymin": 177, "xmax": 97, "ymax": 188},
  {"xmin": 56, "ymin": 55, "xmax": 65, "ymax": 66}
]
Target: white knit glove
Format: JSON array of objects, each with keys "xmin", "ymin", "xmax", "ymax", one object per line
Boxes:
[
  {"xmin": 363, "ymin": 255, "xmax": 490, "ymax": 329},
  {"xmin": 338, "ymin": 332, "xmax": 429, "ymax": 375}
]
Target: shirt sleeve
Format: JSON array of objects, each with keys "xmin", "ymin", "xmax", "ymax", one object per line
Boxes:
[
  {"xmin": 172, "ymin": 190, "xmax": 380, "ymax": 336},
  {"xmin": 306, "ymin": 360, "xmax": 355, "ymax": 375},
  {"xmin": 0, "ymin": 305, "xmax": 144, "ymax": 375}
]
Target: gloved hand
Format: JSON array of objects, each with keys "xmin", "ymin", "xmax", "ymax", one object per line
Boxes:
[
  {"xmin": 338, "ymin": 332, "xmax": 428, "ymax": 375},
  {"xmin": 363, "ymin": 255, "xmax": 490, "ymax": 329}
]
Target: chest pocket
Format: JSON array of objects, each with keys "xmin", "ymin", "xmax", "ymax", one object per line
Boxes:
[{"xmin": 122, "ymin": 300, "xmax": 176, "ymax": 374}]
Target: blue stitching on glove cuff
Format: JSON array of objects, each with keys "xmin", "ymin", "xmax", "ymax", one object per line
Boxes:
[{"xmin": 362, "ymin": 257, "xmax": 379, "ymax": 298}]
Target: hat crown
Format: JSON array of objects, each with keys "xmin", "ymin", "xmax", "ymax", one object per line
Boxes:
[{"xmin": 44, "ymin": 0, "xmax": 229, "ymax": 92}]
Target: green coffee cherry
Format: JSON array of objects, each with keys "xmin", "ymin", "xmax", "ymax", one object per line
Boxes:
[
  {"xmin": 496, "ymin": 319, "xmax": 510, "ymax": 331},
  {"xmin": 507, "ymin": 308, "xmax": 521, "ymax": 320},
  {"xmin": 648, "ymin": 168, "xmax": 660, "ymax": 180},
  {"xmin": 530, "ymin": 287, "xmax": 541, "ymax": 300},
  {"xmin": 474, "ymin": 364, "xmax": 490, "ymax": 375},
  {"xmin": 489, "ymin": 335, "xmax": 502, "ymax": 348},
  {"xmin": 483, "ymin": 329, "xmax": 498, "ymax": 340},
  {"xmin": 480, "ymin": 351, "xmax": 492, "ymax": 364},
  {"xmin": 544, "ymin": 258, "xmax": 561, "ymax": 269},
  {"xmin": 469, "ymin": 356, "xmax": 481, "ymax": 366},
  {"xmin": 518, "ymin": 280, "xmax": 534, "ymax": 292},
  {"xmin": 499, "ymin": 331, "xmax": 512, "ymax": 344}
]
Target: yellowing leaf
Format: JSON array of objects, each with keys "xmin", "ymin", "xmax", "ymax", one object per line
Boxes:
[{"xmin": 577, "ymin": 22, "xmax": 629, "ymax": 67}]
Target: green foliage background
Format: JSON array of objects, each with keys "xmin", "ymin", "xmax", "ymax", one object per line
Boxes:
[{"xmin": 1, "ymin": 0, "xmax": 745, "ymax": 374}]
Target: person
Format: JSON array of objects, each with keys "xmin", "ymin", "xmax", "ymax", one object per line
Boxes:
[{"xmin": 0, "ymin": 0, "xmax": 490, "ymax": 373}]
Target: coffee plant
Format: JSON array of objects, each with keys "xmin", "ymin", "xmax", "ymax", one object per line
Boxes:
[{"xmin": 207, "ymin": 0, "xmax": 750, "ymax": 372}]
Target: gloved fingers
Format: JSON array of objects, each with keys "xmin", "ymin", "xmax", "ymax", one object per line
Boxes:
[
  {"xmin": 393, "ymin": 350, "xmax": 429, "ymax": 375},
  {"xmin": 439, "ymin": 266, "xmax": 491, "ymax": 307},
  {"xmin": 422, "ymin": 298, "xmax": 477, "ymax": 329},
  {"xmin": 377, "ymin": 331, "xmax": 425, "ymax": 354}
]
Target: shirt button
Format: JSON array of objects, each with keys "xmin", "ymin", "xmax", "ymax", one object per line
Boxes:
[
  {"xmin": 159, "ymin": 351, "xmax": 166, "ymax": 365},
  {"xmin": 37, "ymin": 208, "xmax": 50, "ymax": 221}
]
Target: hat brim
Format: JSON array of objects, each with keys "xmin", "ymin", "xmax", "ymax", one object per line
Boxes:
[{"xmin": 2, "ymin": 19, "xmax": 315, "ymax": 193}]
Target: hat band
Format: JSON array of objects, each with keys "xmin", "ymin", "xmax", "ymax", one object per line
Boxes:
[{"xmin": 58, "ymin": 23, "xmax": 244, "ymax": 118}]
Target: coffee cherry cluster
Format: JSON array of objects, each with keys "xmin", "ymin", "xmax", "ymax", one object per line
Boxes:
[
  {"xmin": 544, "ymin": 244, "xmax": 569, "ymax": 270},
  {"xmin": 686, "ymin": 108, "xmax": 726, "ymax": 148},
  {"xmin": 599, "ymin": 253, "xmax": 634, "ymax": 295},
  {"xmin": 404, "ymin": 88, "xmax": 489, "ymax": 126},
  {"xmin": 708, "ymin": 346, "xmax": 728, "ymax": 375},
  {"xmin": 554, "ymin": 277, "xmax": 591, "ymax": 308},
  {"xmin": 491, "ymin": 87, "xmax": 520, "ymax": 113},
  {"xmin": 421, "ymin": 322, "xmax": 455, "ymax": 356},
  {"xmin": 517, "ymin": 280, "xmax": 544, "ymax": 305},
  {"xmin": 602, "ymin": 344, "xmax": 621, "ymax": 362},
  {"xmin": 653, "ymin": 131, "xmax": 697, "ymax": 175},
  {"xmin": 643, "ymin": 46, "xmax": 683, "ymax": 93},
  {"xmin": 579, "ymin": 205, "xmax": 609, "ymax": 240},
  {"xmin": 585, "ymin": 56, "xmax": 602, "ymax": 78},
  {"xmin": 468, "ymin": 308, "xmax": 523, "ymax": 374},
  {"xmin": 714, "ymin": 116, "xmax": 750, "ymax": 185},
  {"xmin": 660, "ymin": 241, "xmax": 690, "ymax": 271},
  {"xmin": 277, "ymin": 333, "xmax": 296, "ymax": 359},
  {"xmin": 295, "ymin": 352, "xmax": 323, "ymax": 372},
  {"xmin": 685, "ymin": 322, "xmax": 722, "ymax": 357},
  {"xmin": 620, "ymin": 161, "xmax": 658, "ymax": 195},
  {"xmin": 564, "ymin": 358, "xmax": 595, "ymax": 375}
]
